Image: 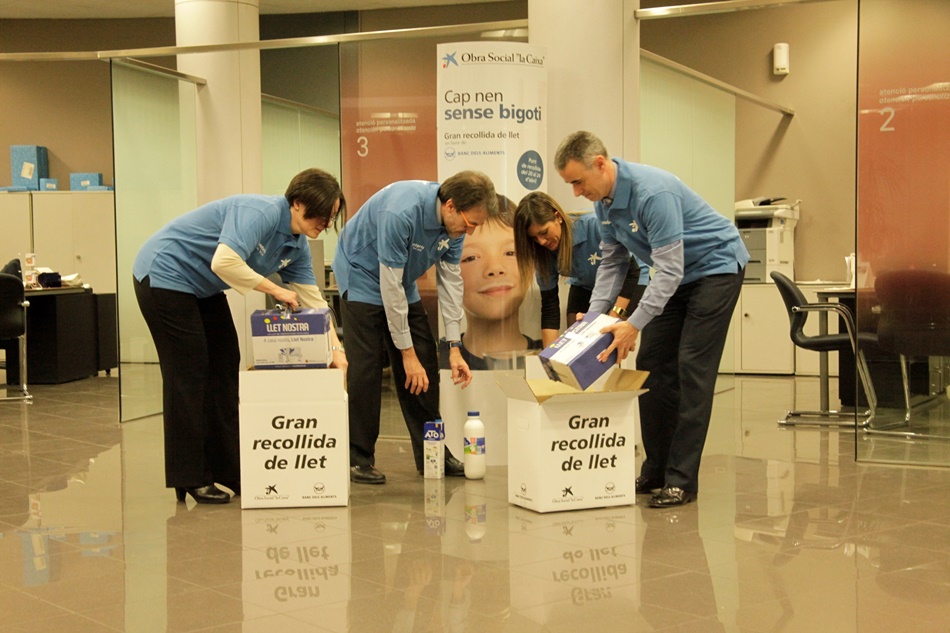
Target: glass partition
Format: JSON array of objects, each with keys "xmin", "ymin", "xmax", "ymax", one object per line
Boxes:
[
  {"xmin": 856, "ymin": 0, "xmax": 950, "ymax": 464},
  {"xmin": 112, "ymin": 61, "xmax": 198, "ymax": 422},
  {"xmin": 262, "ymin": 95, "xmax": 342, "ymax": 269}
]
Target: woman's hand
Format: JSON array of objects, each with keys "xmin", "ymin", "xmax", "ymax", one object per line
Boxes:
[{"xmin": 271, "ymin": 287, "xmax": 300, "ymax": 310}]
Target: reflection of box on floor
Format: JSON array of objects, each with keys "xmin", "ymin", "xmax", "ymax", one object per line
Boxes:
[
  {"xmin": 251, "ymin": 307, "xmax": 331, "ymax": 369},
  {"xmin": 508, "ymin": 504, "xmax": 638, "ymax": 624},
  {"xmin": 241, "ymin": 507, "xmax": 350, "ymax": 628},
  {"xmin": 239, "ymin": 368, "xmax": 348, "ymax": 509},
  {"xmin": 499, "ymin": 367, "xmax": 647, "ymax": 513}
]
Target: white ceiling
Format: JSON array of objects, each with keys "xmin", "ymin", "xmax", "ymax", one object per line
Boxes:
[{"xmin": 0, "ymin": 0, "xmax": 509, "ymax": 20}]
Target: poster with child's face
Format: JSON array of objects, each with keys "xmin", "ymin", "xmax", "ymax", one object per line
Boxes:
[{"xmin": 460, "ymin": 220, "xmax": 524, "ymax": 324}]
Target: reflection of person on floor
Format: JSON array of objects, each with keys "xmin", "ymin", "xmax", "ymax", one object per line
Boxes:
[
  {"xmin": 513, "ymin": 191, "xmax": 649, "ymax": 347},
  {"xmin": 639, "ymin": 507, "xmax": 725, "ymax": 630},
  {"xmin": 440, "ymin": 195, "xmax": 541, "ymax": 370}
]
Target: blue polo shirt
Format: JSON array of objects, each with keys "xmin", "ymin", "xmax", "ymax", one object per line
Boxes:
[
  {"xmin": 133, "ymin": 194, "xmax": 316, "ymax": 298},
  {"xmin": 537, "ymin": 212, "xmax": 650, "ymax": 291},
  {"xmin": 596, "ymin": 160, "xmax": 748, "ymax": 284},
  {"xmin": 332, "ymin": 181, "xmax": 463, "ymax": 305}
]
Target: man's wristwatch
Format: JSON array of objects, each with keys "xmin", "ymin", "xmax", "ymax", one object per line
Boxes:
[
  {"xmin": 448, "ymin": 340, "xmax": 462, "ymax": 349},
  {"xmin": 610, "ymin": 306, "xmax": 629, "ymax": 319},
  {"xmin": 331, "ymin": 345, "xmax": 345, "ymax": 352}
]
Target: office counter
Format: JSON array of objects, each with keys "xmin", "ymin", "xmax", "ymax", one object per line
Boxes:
[{"xmin": 3, "ymin": 287, "xmax": 117, "ymax": 385}]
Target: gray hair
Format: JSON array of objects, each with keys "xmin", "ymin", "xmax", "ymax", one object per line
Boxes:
[{"xmin": 554, "ymin": 131, "xmax": 609, "ymax": 171}]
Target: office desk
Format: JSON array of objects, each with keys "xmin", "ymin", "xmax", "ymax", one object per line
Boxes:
[
  {"xmin": 4, "ymin": 287, "xmax": 117, "ymax": 385},
  {"xmin": 817, "ymin": 287, "xmax": 928, "ymax": 410}
]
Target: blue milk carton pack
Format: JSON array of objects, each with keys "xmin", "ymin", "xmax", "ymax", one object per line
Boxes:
[
  {"xmin": 539, "ymin": 312, "xmax": 621, "ymax": 391},
  {"xmin": 423, "ymin": 419, "xmax": 445, "ymax": 479},
  {"xmin": 250, "ymin": 307, "xmax": 332, "ymax": 369}
]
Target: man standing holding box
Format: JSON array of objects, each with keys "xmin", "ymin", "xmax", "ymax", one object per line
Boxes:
[
  {"xmin": 333, "ymin": 172, "xmax": 499, "ymax": 484},
  {"xmin": 555, "ymin": 131, "xmax": 748, "ymax": 507}
]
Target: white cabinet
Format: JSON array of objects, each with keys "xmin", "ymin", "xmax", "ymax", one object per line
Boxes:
[
  {"xmin": 31, "ymin": 191, "xmax": 116, "ymax": 293},
  {"xmin": 734, "ymin": 283, "xmax": 794, "ymax": 374},
  {"xmin": 0, "ymin": 192, "xmax": 34, "ymax": 265}
]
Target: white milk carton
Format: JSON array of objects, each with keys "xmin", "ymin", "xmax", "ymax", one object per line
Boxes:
[{"xmin": 423, "ymin": 419, "xmax": 445, "ymax": 479}]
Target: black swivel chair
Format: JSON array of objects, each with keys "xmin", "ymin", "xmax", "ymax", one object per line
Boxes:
[
  {"xmin": 0, "ymin": 258, "xmax": 21, "ymax": 278},
  {"xmin": 867, "ymin": 269, "xmax": 950, "ymax": 437},
  {"xmin": 771, "ymin": 271, "xmax": 877, "ymax": 427},
  {"xmin": 0, "ymin": 272, "xmax": 32, "ymax": 402}
]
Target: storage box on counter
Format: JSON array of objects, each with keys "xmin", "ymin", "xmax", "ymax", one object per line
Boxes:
[
  {"xmin": 499, "ymin": 367, "xmax": 648, "ymax": 513},
  {"xmin": 39, "ymin": 178, "xmax": 58, "ymax": 191},
  {"xmin": 250, "ymin": 307, "xmax": 332, "ymax": 369},
  {"xmin": 539, "ymin": 312, "xmax": 621, "ymax": 391},
  {"xmin": 11, "ymin": 145, "xmax": 48, "ymax": 190},
  {"xmin": 69, "ymin": 172, "xmax": 103, "ymax": 191}
]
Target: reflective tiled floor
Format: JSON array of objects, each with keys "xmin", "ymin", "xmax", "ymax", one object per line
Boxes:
[{"xmin": 2, "ymin": 374, "xmax": 950, "ymax": 632}]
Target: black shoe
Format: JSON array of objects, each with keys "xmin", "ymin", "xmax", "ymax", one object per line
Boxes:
[
  {"xmin": 444, "ymin": 454, "xmax": 465, "ymax": 477},
  {"xmin": 350, "ymin": 465, "xmax": 386, "ymax": 485},
  {"xmin": 175, "ymin": 485, "xmax": 230, "ymax": 504},
  {"xmin": 648, "ymin": 486, "xmax": 697, "ymax": 508},
  {"xmin": 635, "ymin": 476, "xmax": 663, "ymax": 495}
]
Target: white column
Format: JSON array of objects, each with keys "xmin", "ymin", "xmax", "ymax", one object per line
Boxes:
[
  {"xmin": 175, "ymin": 0, "xmax": 263, "ymax": 202},
  {"xmin": 174, "ymin": 0, "xmax": 264, "ymax": 367},
  {"xmin": 528, "ymin": 0, "xmax": 640, "ymax": 213}
]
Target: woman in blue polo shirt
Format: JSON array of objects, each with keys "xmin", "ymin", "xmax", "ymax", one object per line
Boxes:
[
  {"xmin": 132, "ymin": 168, "xmax": 346, "ymax": 504},
  {"xmin": 513, "ymin": 191, "xmax": 649, "ymax": 347}
]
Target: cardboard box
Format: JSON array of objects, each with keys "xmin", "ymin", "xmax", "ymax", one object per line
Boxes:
[
  {"xmin": 69, "ymin": 172, "xmax": 103, "ymax": 190},
  {"xmin": 251, "ymin": 307, "xmax": 331, "ymax": 369},
  {"xmin": 539, "ymin": 312, "xmax": 620, "ymax": 391},
  {"xmin": 239, "ymin": 368, "xmax": 349, "ymax": 508},
  {"xmin": 11, "ymin": 145, "xmax": 48, "ymax": 190},
  {"xmin": 499, "ymin": 368, "xmax": 647, "ymax": 513},
  {"xmin": 39, "ymin": 178, "xmax": 58, "ymax": 191}
]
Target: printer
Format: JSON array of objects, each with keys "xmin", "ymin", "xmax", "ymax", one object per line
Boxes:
[{"xmin": 735, "ymin": 197, "xmax": 800, "ymax": 282}]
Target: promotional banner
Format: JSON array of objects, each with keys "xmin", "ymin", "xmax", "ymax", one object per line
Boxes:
[
  {"xmin": 436, "ymin": 41, "xmax": 548, "ymax": 466},
  {"xmin": 437, "ymin": 42, "xmax": 547, "ymax": 200}
]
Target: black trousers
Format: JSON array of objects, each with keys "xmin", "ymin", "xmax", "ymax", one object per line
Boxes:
[
  {"xmin": 341, "ymin": 296, "xmax": 443, "ymax": 471},
  {"xmin": 133, "ymin": 276, "xmax": 241, "ymax": 488},
  {"xmin": 636, "ymin": 268, "xmax": 744, "ymax": 493}
]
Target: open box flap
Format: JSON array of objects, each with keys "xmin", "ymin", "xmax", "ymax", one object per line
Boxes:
[{"xmin": 497, "ymin": 367, "xmax": 649, "ymax": 404}]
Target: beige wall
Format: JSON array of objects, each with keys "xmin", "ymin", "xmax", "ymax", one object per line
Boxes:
[
  {"xmin": 2, "ymin": 1, "xmax": 855, "ymax": 280},
  {"xmin": 640, "ymin": 0, "xmax": 858, "ymax": 282},
  {"xmin": 0, "ymin": 19, "xmax": 176, "ymax": 190}
]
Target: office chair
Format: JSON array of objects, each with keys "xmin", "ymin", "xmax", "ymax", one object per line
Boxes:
[
  {"xmin": 770, "ymin": 271, "xmax": 877, "ymax": 427},
  {"xmin": 0, "ymin": 272, "xmax": 32, "ymax": 402},
  {"xmin": 0, "ymin": 258, "xmax": 21, "ymax": 278},
  {"xmin": 865, "ymin": 269, "xmax": 950, "ymax": 438}
]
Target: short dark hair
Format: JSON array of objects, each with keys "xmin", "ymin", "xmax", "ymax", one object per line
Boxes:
[
  {"xmin": 438, "ymin": 171, "xmax": 499, "ymax": 217},
  {"xmin": 554, "ymin": 131, "xmax": 609, "ymax": 171},
  {"xmin": 285, "ymin": 168, "xmax": 346, "ymax": 231}
]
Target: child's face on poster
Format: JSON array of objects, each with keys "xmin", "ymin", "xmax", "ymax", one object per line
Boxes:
[{"xmin": 460, "ymin": 221, "xmax": 525, "ymax": 321}]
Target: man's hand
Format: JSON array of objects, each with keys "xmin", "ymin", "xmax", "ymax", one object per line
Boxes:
[
  {"xmin": 598, "ymin": 320, "xmax": 639, "ymax": 363},
  {"xmin": 448, "ymin": 347, "xmax": 472, "ymax": 388},
  {"xmin": 401, "ymin": 347, "xmax": 429, "ymax": 395}
]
